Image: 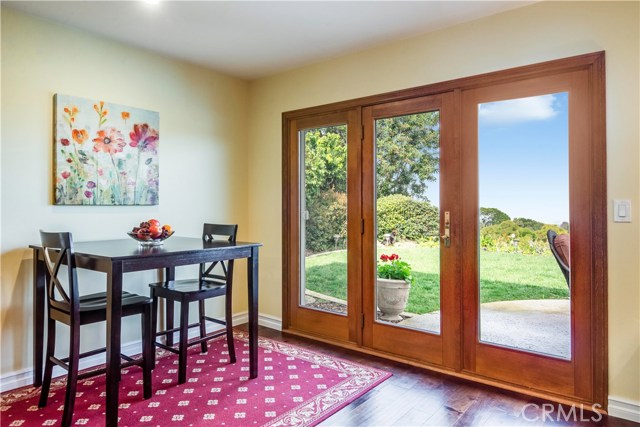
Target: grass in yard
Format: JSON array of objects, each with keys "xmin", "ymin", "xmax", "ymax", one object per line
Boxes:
[
  {"xmin": 304, "ymin": 247, "xmax": 569, "ymax": 315},
  {"xmin": 304, "ymin": 251, "xmax": 349, "ymax": 300}
]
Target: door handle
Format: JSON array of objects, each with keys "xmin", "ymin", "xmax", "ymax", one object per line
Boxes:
[{"xmin": 441, "ymin": 211, "xmax": 451, "ymax": 248}]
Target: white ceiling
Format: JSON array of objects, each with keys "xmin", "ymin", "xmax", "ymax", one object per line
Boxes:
[{"xmin": 5, "ymin": 1, "xmax": 534, "ymax": 80}]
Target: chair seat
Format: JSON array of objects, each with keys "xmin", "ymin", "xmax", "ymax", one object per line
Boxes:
[
  {"xmin": 149, "ymin": 279, "xmax": 226, "ymax": 295},
  {"xmin": 50, "ymin": 291, "xmax": 151, "ymax": 314}
]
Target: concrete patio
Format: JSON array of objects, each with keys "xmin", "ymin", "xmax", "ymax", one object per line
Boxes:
[
  {"xmin": 304, "ymin": 290, "xmax": 571, "ymax": 359},
  {"xmin": 399, "ymin": 299, "xmax": 571, "ymax": 359}
]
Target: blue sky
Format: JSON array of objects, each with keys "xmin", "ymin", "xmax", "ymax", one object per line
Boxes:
[
  {"xmin": 424, "ymin": 92, "xmax": 569, "ymax": 225},
  {"xmin": 478, "ymin": 92, "xmax": 569, "ymax": 225}
]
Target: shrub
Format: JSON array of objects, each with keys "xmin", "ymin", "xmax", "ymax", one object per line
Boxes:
[
  {"xmin": 534, "ymin": 224, "xmax": 568, "ymax": 241},
  {"xmin": 305, "ymin": 190, "xmax": 347, "ymax": 254},
  {"xmin": 480, "ymin": 221, "xmax": 569, "ymax": 255},
  {"xmin": 480, "ymin": 220, "xmax": 519, "ymax": 239},
  {"xmin": 514, "ymin": 217, "xmax": 545, "ymax": 231},
  {"xmin": 376, "ymin": 195, "xmax": 439, "ymax": 242}
]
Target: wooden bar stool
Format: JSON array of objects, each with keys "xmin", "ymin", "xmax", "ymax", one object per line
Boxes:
[
  {"xmin": 149, "ymin": 223, "xmax": 237, "ymax": 384},
  {"xmin": 38, "ymin": 231, "xmax": 153, "ymax": 427}
]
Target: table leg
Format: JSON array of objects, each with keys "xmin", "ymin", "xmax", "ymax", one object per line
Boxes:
[
  {"xmin": 105, "ymin": 262, "xmax": 123, "ymax": 427},
  {"xmin": 32, "ymin": 249, "xmax": 46, "ymax": 387},
  {"xmin": 248, "ymin": 247, "xmax": 259, "ymax": 379},
  {"xmin": 165, "ymin": 267, "xmax": 175, "ymax": 346}
]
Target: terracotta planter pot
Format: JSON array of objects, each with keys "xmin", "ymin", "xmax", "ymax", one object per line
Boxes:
[{"xmin": 376, "ymin": 277, "xmax": 411, "ymax": 321}]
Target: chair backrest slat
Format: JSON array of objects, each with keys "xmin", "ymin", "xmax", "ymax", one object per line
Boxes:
[
  {"xmin": 200, "ymin": 224, "xmax": 237, "ymax": 284},
  {"xmin": 40, "ymin": 231, "xmax": 80, "ymax": 314}
]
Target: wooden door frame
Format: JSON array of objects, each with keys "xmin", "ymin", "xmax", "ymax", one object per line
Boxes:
[{"xmin": 282, "ymin": 51, "xmax": 606, "ymax": 408}]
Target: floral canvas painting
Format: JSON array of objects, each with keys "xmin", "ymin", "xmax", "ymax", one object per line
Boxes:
[{"xmin": 54, "ymin": 94, "xmax": 159, "ymax": 205}]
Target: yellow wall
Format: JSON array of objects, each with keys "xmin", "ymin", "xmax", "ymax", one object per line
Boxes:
[
  {"xmin": 247, "ymin": 1, "xmax": 640, "ymax": 403},
  {"xmin": 1, "ymin": 8, "xmax": 250, "ymax": 375}
]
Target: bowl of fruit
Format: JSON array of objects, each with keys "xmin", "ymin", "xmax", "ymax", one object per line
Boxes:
[{"xmin": 128, "ymin": 219, "xmax": 174, "ymax": 246}]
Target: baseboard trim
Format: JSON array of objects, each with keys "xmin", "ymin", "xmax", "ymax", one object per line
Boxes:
[
  {"xmin": 231, "ymin": 311, "xmax": 282, "ymax": 331},
  {"xmin": 0, "ymin": 311, "xmax": 282, "ymax": 393},
  {"xmin": 0, "ymin": 338, "xmax": 145, "ymax": 393},
  {"xmin": 258, "ymin": 313, "xmax": 283, "ymax": 331},
  {"xmin": 0, "ymin": 368, "xmax": 38, "ymax": 393},
  {"xmin": 608, "ymin": 396, "xmax": 640, "ymax": 422},
  {"xmin": 232, "ymin": 311, "xmax": 249, "ymax": 326}
]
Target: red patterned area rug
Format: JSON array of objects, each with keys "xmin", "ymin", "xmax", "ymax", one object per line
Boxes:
[{"xmin": 1, "ymin": 331, "xmax": 390, "ymax": 426}]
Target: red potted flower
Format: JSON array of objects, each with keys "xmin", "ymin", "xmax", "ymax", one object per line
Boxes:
[{"xmin": 376, "ymin": 254, "xmax": 412, "ymax": 321}]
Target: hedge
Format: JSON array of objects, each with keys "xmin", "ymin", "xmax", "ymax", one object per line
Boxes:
[
  {"xmin": 305, "ymin": 190, "xmax": 347, "ymax": 253},
  {"xmin": 376, "ymin": 195, "xmax": 439, "ymax": 242}
]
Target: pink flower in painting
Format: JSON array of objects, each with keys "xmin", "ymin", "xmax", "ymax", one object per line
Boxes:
[
  {"xmin": 66, "ymin": 158, "xmax": 73, "ymax": 163},
  {"xmin": 61, "ymin": 138, "xmax": 70, "ymax": 146},
  {"xmin": 86, "ymin": 181, "xmax": 96, "ymax": 189},
  {"xmin": 84, "ymin": 191, "xmax": 93, "ymax": 198},
  {"xmin": 92, "ymin": 127, "xmax": 126, "ymax": 154},
  {"xmin": 129, "ymin": 123, "xmax": 159, "ymax": 152},
  {"xmin": 98, "ymin": 168, "xmax": 104, "ymax": 176},
  {"xmin": 61, "ymin": 171, "xmax": 71, "ymax": 179}
]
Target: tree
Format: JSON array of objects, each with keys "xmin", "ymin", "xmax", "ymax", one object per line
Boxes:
[
  {"xmin": 376, "ymin": 112, "xmax": 440, "ymax": 199},
  {"xmin": 513, "ymin": 217, "xmax": 545, "ymax": 231},
  {"xmin": 480, "ymin": 207, "xmax": 510, "ymax": 227},
  {"xmin": 303, "ymin": 127, "xmax": 347, "ymax": 201}
]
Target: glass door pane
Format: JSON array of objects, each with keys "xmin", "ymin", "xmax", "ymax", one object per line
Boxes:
[
  {"xmin": 477, "ymin": 92, "xmax": 571, "ymax": 359},
  {"xmin": 374, "ymin": 111, "xmax": 441, "ymax": 334},
  {"xmin": 300, "ymin": 125, "xmax": 348, "ymax": 316}
]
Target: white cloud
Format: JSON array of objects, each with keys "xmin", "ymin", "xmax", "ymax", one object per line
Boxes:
[{"xmin": 478, "ymin": 94, "xmax": 558, "ymax": 124}]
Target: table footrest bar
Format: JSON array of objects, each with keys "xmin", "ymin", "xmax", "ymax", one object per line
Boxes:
[
  {"xmin": 203, "ymin": 316, "xmax": 225, "ymax": 326},
  {"xmin": 155, "ymin": 318, "xmax": 227, "ymax": 338},
  {"xmin": 58, "ymin": 346, "xmax": 108, "ymax": 365},
  {"xmin": 187, "ymin": 330, "xmax": 226, "ymax": 347},
  {"xmin": 50, "ymin": 356, "xmax": 69, "ymax": 370},
  {"xmin": 75, "ymin": 357, "xmax": 144, "ymax": 381},
  {"xmin": 155, "ymin": 341, "xmax": 180, "ymax": 354}
]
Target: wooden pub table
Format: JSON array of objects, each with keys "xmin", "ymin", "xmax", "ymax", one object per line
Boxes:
[{"xmin": 30, "ymin": 236, "xmax": 261, "ymax": 427}]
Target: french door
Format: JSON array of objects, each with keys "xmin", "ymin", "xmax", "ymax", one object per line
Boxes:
[
  {"xmin": 460, "ymin": 70, "xmax": 601, "ymax": 400},
  {"xmin": 285, "ymin": 110, "xmax": 362, "ymax": 343},
  {"xmin": 361, "ymin": 94, "xmax": 460, "ymax": 367},
  {"xmin": 285, "ymin": 94, "xmax": 459, "ymax": 368},
  {"xmin": 283, "ymin": 52, "xmax": 606, "ymax": 406}
]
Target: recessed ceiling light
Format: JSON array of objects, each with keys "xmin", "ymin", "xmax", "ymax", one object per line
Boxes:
[{"xmin": 142, "ymin": 0, "xmax": 160, "ymax": 5}]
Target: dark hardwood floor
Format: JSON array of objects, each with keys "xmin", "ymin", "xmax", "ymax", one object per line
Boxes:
[{"xmin": 239, "ymin": 325, "xmax": 638, "ymax": 427}]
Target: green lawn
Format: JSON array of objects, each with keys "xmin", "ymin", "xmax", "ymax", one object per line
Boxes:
[{"xmin": 304, "ymin": 246, "xmax": 569, "ymax": 314}]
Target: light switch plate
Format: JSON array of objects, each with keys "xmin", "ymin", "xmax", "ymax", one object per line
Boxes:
[{"xmin": 613, "ymin": 199, "xmax": 632, "ymax": 223}]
